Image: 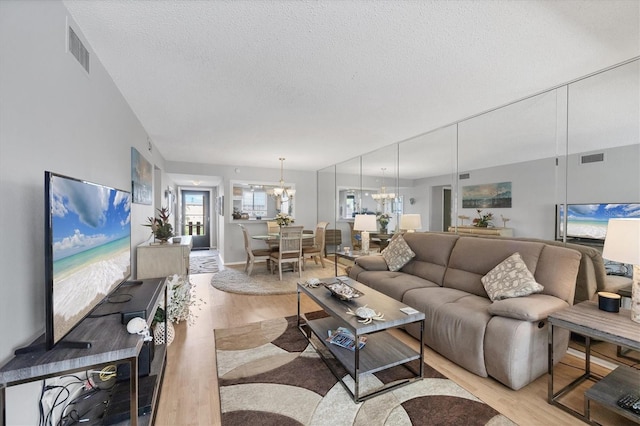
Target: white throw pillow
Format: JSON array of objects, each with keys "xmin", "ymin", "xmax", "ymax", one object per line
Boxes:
[
  {"xmin": 481, "ymin": 252, "xmax": 544, "ymax": 301},
  {"xmin": 381, "ymin": 234, "xmax": 415, "ymax": 272}
]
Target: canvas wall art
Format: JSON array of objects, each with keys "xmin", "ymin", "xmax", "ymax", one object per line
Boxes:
[
  {"xmin": 462, "ymin": 181, "xmax": 512, "ymax": 208},
  {"xmin": 131, "ymin": 147, "xmax": 152, "ymax": 205}
]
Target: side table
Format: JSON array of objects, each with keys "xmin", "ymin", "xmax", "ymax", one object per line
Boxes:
[{"xmin": 548, "ymin": 301, "xmax": 640, "ymax": 423}]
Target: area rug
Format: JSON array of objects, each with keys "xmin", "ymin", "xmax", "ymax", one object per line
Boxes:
[
  {"xmin": 210, "ymin": 264, "xmax": 343, "ymax": 295},
  {"xmin": 190, "ymin": 254, "xmax": 219, "ymax": 274},
  {"xmin": 215, "ymin": 315, "xmax": 516, "ymax": 425}
]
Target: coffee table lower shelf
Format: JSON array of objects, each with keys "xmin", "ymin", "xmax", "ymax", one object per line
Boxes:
[{"xmin": 301, "ymin": 315, "xmax": 423, "ymax": 402}]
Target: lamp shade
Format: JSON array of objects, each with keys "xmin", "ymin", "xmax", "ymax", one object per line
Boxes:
[
  {"xmin": 400, "ymin": 214, "xmax": 422, "ymax": 231},
  {"xmin": 602, "ymin": 219, "xmax": 640, "ymax": 265},
  {"xmin": 354, "ymin": 214, "xmax": 377, "ymax": 232}
]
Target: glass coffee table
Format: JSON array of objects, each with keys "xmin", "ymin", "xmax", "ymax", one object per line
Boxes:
[{"xmin": 297, "ymin": 276, "xmax": 425, "ymax": 402}]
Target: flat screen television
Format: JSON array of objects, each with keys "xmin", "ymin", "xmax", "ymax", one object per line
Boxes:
[
  {"xmin": 44, "ymin": 171, "xmax": 131, "ymax": 350},
  {"xmin": 556, "ymin": 203, "xmax": 640, "ymax": 243}
]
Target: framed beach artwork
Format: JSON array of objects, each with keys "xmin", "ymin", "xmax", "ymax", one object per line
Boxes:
[
  {"xmin": 462, "ymin": 181, "xmax": 512, "ymax": 208},
  {"xmin": 131, "ymin": 147, "xmax": 153, "ymax": 205}
]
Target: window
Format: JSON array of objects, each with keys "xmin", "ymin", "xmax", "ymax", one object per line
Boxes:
[{"xmin": 242, "ymin": 189, "xmax": 267, "ymax": 217}]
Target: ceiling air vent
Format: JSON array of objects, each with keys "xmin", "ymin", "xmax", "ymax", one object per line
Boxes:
[
  {"xmin": 459, "ymin": 173, "xmax": 470, "ymax": 180},
  {"xmin": 581, "ymin": 153, "xmax": 604, "ymax": 164},
  {"xmin": 68, "ymin": 27, "xmax": 89, "ymax": 73}
]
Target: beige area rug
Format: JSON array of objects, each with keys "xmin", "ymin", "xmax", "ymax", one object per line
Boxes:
[
  {"xmin": 215, "ymin": 314, "xmax": 516, "ymax": 425},
  {"xmin": 211, "ymin": 262, "xmax": 344, "ymax": 295}
]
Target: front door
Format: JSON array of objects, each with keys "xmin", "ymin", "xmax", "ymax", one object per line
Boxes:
[{"xmin": 182, "ymin": 190, "xmax": 210, "ymax": 249}]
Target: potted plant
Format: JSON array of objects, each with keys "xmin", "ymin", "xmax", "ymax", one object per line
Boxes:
[
  {"xmin": 144, "ymin": 206, "xmax": 173, "ymax": 243},
  {"xmin": 377, "ymin": 213, "xmax": 391, "ymax": 234},
  {"xmin": 473, "ymin": 209, "xmax": 494, "ymax": 227}
]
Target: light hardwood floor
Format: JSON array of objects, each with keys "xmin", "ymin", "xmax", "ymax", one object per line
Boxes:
[{"xmin": 154, "ymin": 267, "xmax": 638, "ymax": 426}]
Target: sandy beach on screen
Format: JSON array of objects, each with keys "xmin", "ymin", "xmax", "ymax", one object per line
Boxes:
[{"xmin": 53, "ymin": 248, "xmax": 130, "ymax": 342}]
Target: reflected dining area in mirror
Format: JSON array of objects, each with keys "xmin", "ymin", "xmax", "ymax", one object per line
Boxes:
[{"xmin": 239, "ymin": 221, "xmax": 329, "ymax": 280}]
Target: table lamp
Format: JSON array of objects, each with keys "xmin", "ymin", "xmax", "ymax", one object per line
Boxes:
[
  {"xmin": 602, "ymin": 218, "xmax": 640, "ymax": 323},
  {"xmin": 400, "ymin": 214, "xmax": 422, "ymax": 233},
  {"xmin": 354, "ymin": 214, "xmax": 377, "ymax": 255}
]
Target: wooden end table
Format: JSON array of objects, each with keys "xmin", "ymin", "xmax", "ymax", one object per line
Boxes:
[{"xmin": 548, "ymin": 301, "xmax": 640, "ymax": 424}]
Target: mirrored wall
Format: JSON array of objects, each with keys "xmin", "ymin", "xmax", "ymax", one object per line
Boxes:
[{"xmin": 318, "ymin": 58, "xmax": 639, "ymax": 251}]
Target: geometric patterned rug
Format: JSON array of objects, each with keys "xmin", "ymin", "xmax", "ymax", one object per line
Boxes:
[{"xmin": 215, "ymin": 314, "xmax": 516, "ymax": 426}]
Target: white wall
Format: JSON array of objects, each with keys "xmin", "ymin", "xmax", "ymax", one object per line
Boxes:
[
  {"xmin": 166, "ymin": 161, "xmax": 317, "ymax": 264},
  {"xmin": 0, "ymin": 2, "xmax": 166, "ymax": 422}
]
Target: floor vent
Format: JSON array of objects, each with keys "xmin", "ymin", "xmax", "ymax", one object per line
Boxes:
[
  {"xmin": 68, "ymin": 27, "xmax": 89, "ymax": 73},
  {"xmin": 581, "ymin": 153, "xmax": 604, "ymax": 164},
  {"xmin": 459, "ymin": 173, "xmax": 470, "ymax": 180}
]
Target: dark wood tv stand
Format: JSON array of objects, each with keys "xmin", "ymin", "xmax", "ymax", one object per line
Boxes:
[{"xmin": 0, "ymin": 277, "xmax": 167, "ymax": 426}]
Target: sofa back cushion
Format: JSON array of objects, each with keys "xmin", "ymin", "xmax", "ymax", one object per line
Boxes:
[
  {"xmin": 534, "ymin": 245, "xmax": 581, "ymax": 304},
  {"xmin": 399, "ymin": 232, "xmax": 459, "ymax": 285},
  {"xmin": 444, "ymin": 237, "xmax": 546, "ymax": 298}
]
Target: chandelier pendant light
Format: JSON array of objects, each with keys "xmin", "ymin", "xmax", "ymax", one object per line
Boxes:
[
  {"xmin": 372, "ymin": 168, "xmax": 395, "ymax": 201},
  {"xmin": 271, "ymin": 157, "xmax": 295, "ymax": 199}
]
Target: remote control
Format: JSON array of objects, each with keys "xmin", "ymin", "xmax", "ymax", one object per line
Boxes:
[{"xmin": 617, "ymin": 393, "xmax": 640, "ymax": 410}]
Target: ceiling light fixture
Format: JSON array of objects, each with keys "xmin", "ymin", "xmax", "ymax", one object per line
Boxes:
[
  {"xmin": 372, "ymin": 168, "xmax": 395, "ymax": 201},
  {"xmin": 269, "ymin": 157, "xmax": 295, "ymax": 199}
]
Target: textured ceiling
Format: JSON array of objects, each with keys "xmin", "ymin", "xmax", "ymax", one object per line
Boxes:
[{"xmin": 62, "ymin": 0, "xmax": 639, "ymax": 173}]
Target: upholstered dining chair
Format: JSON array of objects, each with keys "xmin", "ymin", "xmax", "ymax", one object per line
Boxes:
[
  {"xmin": 269, "ymin": 225, "xmax": 304, "ymax": 280},
  {"xmin": 239, "ymin": 224, "xmax": 272, "ymax": 276},
  {"xmin": 303, "ymin": 221, "xmax": 329, "ymax": 269}
]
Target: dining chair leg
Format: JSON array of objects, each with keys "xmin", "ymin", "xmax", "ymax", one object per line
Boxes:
[
  {"xmin": 319, "ymin": 255, "xmax": 325, "ymax": 268},
  {"xmin": 244, "ymin": 256, "xmax": 250, "ymax": 272},
  {"xmin": 278, "ymin": 263, "xmax": 283, "ymax": 281}
]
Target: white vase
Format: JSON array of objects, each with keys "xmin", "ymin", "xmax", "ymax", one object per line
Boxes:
[{"xmin": 153, "ymin": 321, "xmax": 175, "ymax": 346}]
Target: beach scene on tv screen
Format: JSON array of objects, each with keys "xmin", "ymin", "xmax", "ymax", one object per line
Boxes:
[
  {"xmin": 51, "ymin": 175, "xmax": 131, "ymax": 343},
  {"xmin": 561, "ymin": 203, "xmax": 640, "ymax": 240}
]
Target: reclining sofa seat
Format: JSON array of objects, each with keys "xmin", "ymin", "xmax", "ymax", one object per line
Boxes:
[{"xmin": 348, "ymin": 232, "xmax": 582, "ymax": 390}]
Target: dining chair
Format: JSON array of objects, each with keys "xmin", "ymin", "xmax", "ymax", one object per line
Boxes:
[
  {"xmin": 303, "ymin": 221, "xmax": 329, "ymax": 269},
  {"xmin": 239, "ymin": 224, "xmax": 272, "ymax": 276},
  {"xmin": 269, "ymin": 225, "xmax": 304, "ymax": 280},
  {"xmin": 266, "ymin": 221, "xmax": 280, "ymax": 251}
]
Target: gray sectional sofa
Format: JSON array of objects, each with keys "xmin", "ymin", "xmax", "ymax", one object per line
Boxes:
[{"xmin": 348, "ymin": 232, "xmax": 582, "ymax": 390}]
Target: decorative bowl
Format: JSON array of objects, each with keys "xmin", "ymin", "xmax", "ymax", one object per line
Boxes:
[{"xmin": 323, "ymin": 282, "xmax": 364, "ymax": 301}]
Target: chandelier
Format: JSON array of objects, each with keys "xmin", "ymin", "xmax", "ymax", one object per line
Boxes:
[
  {"xmin": 268, "ymin": 157, "xmax": 296, "ymax": 199},
  {"xmin": 371, "ymin": 168, "xmax": 395, "ymax": 201}
]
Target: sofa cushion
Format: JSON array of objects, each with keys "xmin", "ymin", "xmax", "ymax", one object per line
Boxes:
[
  {"xmin": 400, "ymin": 233, "xmax": 458, "ymax": 285},
  {"xmin": 488, "ymin": 294, "xmax": 569, "ymax": 321},
  {"xmin": 444, "ymin": 237, "xmax": 545, "ymax": 298},
  {"xmin": 353, "ymin": 254, "xmax": 388, "ymax": 271},
  {"xmin": 481, "ymin": 252, "xmax": 544, "ymax": 301},
  {"xmin": 356, "ymin": 271, "xmax": 439, "ymax": 301},
  {"xmin": 381, "ymin": 234, "xmax": 415, "ymax": 271}
]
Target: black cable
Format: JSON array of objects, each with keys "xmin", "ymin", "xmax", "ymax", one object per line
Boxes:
[{"xmin": 87, "ymin": 311, "xmax": 121, "ymax": 318}]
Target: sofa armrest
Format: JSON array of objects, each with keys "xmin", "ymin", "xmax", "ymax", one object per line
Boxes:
[
  {"xmin": 354, "ymin": 255, "xmax": 389, "ymax": 271},
  {"xmin": 488, "ymin": 294, "xmax": 569, "ymax": 321}
]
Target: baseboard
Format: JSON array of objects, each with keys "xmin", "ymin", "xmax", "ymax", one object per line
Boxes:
[{"xmin": 566, "ymin": 347, "xmax": 618, "ymax": 371}]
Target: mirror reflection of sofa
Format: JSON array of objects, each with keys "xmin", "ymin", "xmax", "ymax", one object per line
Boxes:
[{"xmin": 349, "ymin": 232, "xmax": 582, "ymax": 390}]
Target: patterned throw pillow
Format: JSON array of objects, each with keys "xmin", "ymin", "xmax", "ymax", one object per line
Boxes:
[
  {"xmin": 481, "ymin": 252, "xmax": 544, "ymax": 302},
  {"xmin": 381, "ymin": 234, "xmax": 416, "ymax": 272}
]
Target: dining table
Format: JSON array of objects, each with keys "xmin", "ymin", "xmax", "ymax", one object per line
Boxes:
[{"xmin": 251, "ymin": 232, "xmax": 316, "ymax": 242}]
